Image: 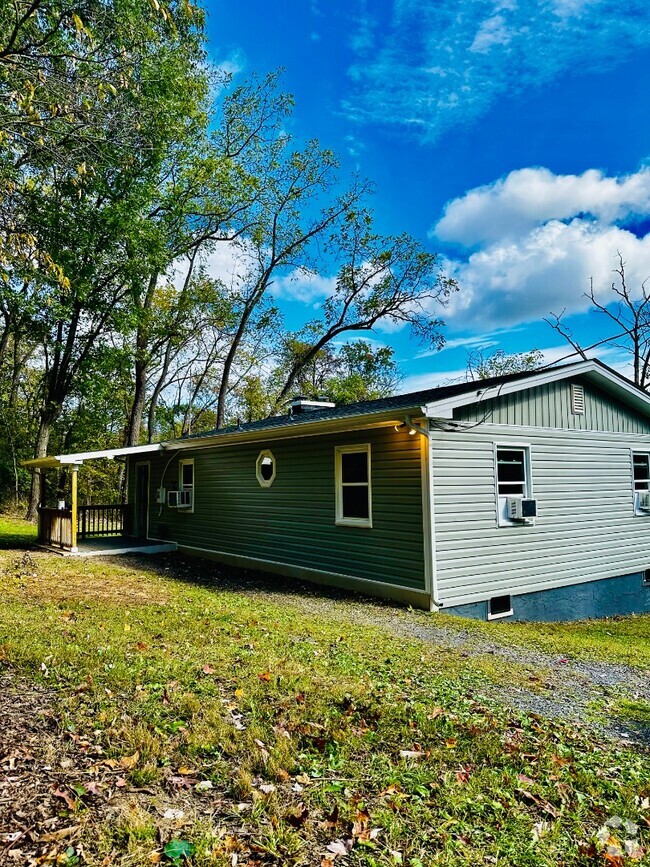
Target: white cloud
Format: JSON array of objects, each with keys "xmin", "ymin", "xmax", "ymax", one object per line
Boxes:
[
  {"xmin": 429, "ymin": 166, "xmax": 650, "ymax": 330},
  {"xmin": 345, "ymin": 0, "xmax": 650, "ymax": 141},
  {"xmin": 400, "ymin": 342, "xmax": 629, "ymax": 393},
  {"xmin": 272, "ymin": 267, "xmax": 338, "ymax": 304},
  {"xmin": 444, "ymin": 218, "xmax": 650, "ymax": 328},
  {"xmin": 434, "ymin": 167, "xmax": 650, "ymax": 247}
]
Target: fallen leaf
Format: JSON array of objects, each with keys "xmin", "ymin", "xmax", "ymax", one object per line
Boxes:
[
  {"xmin": 327, "ymin": 839, "xmax": 352, "ymax": 856},
  {"xmin": 53, "ymin": 787, "xmax": 77, "ymax": 811},
  {"xmin": 286, "ymin": 803, "xmax": 309, "ymax": 827},
  {"xmin": 119, "ymin": 751, "xmax": 140, "ymax": 770},
  {"xmin": 257, "ymin": 671, "xmax": 271, "ymax": 682},
  {"xmin": 399, "ymin": 750, "xmax": 425, "ymax": 759},
  {"xmin": 38, "ymin": 825, "xmax": 80, "ymax": 842}
]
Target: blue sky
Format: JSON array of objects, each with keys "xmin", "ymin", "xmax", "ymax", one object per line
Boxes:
[{"xmin": 205, "ymin": 0, "xmax": 650, "ymax": 390}]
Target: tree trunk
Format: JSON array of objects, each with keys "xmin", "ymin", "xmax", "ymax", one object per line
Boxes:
[
  {"xmin": 25, "ymin": 415, "xmax": 54, "ymax": 520},
  {"xmin": 124, "ymin": 358, "xmax": 148, "ymax": 447}
]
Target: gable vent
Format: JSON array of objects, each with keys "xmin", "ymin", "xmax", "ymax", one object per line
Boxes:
[{"xmin": 571, "ymin": 383, "xmax": 585, "ymax": 415}]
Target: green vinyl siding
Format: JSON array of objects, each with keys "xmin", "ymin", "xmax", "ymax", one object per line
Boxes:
[
  {"xmin": 128, "ymin": 426, "xmax": 425, "ymax": 590},
  {"xmin": 453, "ymin": 378, "xmax": 650, "ymax": 433}
]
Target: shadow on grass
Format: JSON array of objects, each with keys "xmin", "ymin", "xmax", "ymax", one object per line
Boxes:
[
  {"xmin": 0, "ymin": 518, "xmax": 38, "ymax": 551},
  {"xmin": 124, "ymin": 549, "xmax": 404, "ymax": 614}
]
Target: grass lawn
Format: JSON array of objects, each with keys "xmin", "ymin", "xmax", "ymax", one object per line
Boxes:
[
  {"xmin": 0, "ymin": 516, "xmax": 649, "ymax": 866},
  {"xmin": 440, "ymin": 610, "xmax": 650, "ymax": 670},
  {"xmin": 0, "ymin": 514, "xmax": 37, "ymax": 549}
]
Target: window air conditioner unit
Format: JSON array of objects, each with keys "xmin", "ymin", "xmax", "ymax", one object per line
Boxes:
[
  {"xmin": 638, "ymin": 491, "xmax": 650, "ymax": 511},
  {"xmin": 180, "ymin": 488, "xmax": 192, "ymax": 508},
  {"xmin": 168, "ymin": 489, "xmax": 192, "ymax": 508},
  {"xmin": 507, "ymin": 497, "xmax": 537, "ymax": 522}
]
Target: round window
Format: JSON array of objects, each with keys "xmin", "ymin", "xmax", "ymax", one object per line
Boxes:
[{"xmin": 256, "ymin": 450, "xmax": 276, "ymax": 487}]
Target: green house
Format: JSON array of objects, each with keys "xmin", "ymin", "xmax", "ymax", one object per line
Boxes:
[{"xmin": 24, "ymin": 359, "xmax": 650, "ymax": 621}]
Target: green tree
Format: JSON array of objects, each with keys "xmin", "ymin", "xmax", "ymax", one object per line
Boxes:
[
  {"xmin": 275, "ymin": 212, "xmax": 455, "ymax": 407},
  {"xmin": 277, "ymin": 338, "xmax": 399, "ymax": 406},
  {"xmin": 0, "ymin": 0, "xmax": 210, "ymax": 517},
  {"xmin": 466, "ymin": 347, "xmax": 544, "ymax": 381}
]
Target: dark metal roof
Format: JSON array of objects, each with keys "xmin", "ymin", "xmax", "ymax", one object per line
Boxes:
[{"xmin": 180, "ymin": 358, "xmax": 603, "ymax": 443}]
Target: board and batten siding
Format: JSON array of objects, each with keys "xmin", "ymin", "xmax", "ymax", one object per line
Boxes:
[
  {"xmin": 128, "ymin": 425, "xmax": 426, "ymax": 594},
  {"xmin": 453, "ymin": 377, "xmax": 650, "ymax": 433},
  {"xmin": 431, "ymin": 422, "xmax": 650, "ymax": 607}
]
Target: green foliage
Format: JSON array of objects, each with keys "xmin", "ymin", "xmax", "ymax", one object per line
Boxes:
[
  {"xmin": 275, "ymin": 338, "xmax": 400, "ymax": 408},
  {"xmin": 466, "ymin": 348, "xmax": 545, "ymax": 381},
  {"xmin": 163, "ymin": 839, "xmax": 195, "ymax": 863},
  {"xmin": 447, "ymin": 610, "xmax": 650, "ymax": 669},
  {"xmin": 0, "ymin": 3, "xmax": 455, "ymax": 506}
]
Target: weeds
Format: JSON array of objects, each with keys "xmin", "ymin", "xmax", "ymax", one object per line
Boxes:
[{"xmin": 0, "ymin": 517, "xmax": 649, "ymax": 865}]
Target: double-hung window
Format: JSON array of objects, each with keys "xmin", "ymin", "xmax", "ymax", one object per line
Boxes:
[
  {"xmin": 179, "ymin": 458, "xmax": 194, "ymax": 512},
  {"xmin": 335, "ymin": 444, "xmax": 372, "ymax": 528},
  {"xmin": 495, "ymin": 446, "xmax": 531, "ymax": 526},
  {"xmin": 633, "ymin": 452, "xmax": 650, "ymax": 515}
]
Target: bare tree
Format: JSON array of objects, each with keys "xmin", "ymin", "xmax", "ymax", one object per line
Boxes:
[{"xmin": 546, "ymin": 253, "xmax": 650, "ymax": 390}]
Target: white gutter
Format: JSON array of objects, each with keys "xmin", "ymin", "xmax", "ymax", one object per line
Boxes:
[{"xmin": 22, "ymin": 442, "xmax": 164, "ymax": 469}]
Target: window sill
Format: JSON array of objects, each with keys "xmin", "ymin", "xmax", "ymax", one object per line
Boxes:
[
  {"xmin": 487, "ymin": 609, "xmax": 513, "ymax": 621},
  {"xmin": 335, "ymin": 518, "xmax": 373, "ymax": 529}
]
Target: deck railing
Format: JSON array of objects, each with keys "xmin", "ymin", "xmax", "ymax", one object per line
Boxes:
[
  {"xmin": 37, "ymin": 503, "xmax": 131, "ymax": 549},
  {"xmin": 38, "ymin": 507, "xmax": 73, "ymax": 549},
  {"xmin": 79, "ymin": 504, "xmax": 130, "ymax": 539}
]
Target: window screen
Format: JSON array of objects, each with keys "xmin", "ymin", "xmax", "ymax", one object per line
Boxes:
[
  {"xmin": 496, "ymin": 449, "xmax": 527, "ymax": 496},
  {"xmin": 633, "ymin": 454, "xmax": 650, "ymax": 491},
  {"xmin": 181, "ymin": 461, "xmax": 194, "ymax": 488}
]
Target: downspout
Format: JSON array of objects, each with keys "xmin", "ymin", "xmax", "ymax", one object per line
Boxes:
[{"xmin": 403, "ymin": 415, "xmax": 442, "ymax": 611}]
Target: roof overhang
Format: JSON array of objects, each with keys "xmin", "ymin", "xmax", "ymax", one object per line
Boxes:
[
  {"xmin": 421, "ymin": 360, "xmax": 650, "ymax": 420},
  {"xmin": 22, "ymin": 443, "xmax": 164, "ymax": 471},
  {"xmin": 170, "ymin": 410, "xmax": 420, "ymax": 452}
]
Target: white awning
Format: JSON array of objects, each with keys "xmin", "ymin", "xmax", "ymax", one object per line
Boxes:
[{"xmin": 22, "ymin": 443, "xmax": 164, "ymax": 470}]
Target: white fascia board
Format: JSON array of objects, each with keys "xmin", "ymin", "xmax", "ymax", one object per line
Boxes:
[
  {"xmin": 421, "ymin": 361, "xmax": 650, "ymax": 420},
  {"xmin": 57, "ymin": 443, "xmax": 164, "ymax": 464},
  {"xmin": 20, "ymin": 443, "xmax": 165, "ymax": 469}
]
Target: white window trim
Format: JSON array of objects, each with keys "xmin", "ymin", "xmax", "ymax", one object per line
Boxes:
[
  {"xmin": 179, "ymin": 458, "xmax": 194, "ymax": 513},
  {"xmin": 494, "ymin": 442, "xmax": 533, "ymax": 528},
  {"xmin": 256, "ymin": 449, "xmax": 276, "ymax": 488},
  {"xmin": 631, "ymin": 450, "xmax": 650, "ymax": 517},
  {"xmin": 335, "ymin": 444, "xmax": 373, "ymax": 528},
  {"xmin": 487, "ymin": 603, "xmax": 514, "ymax": 621}
]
